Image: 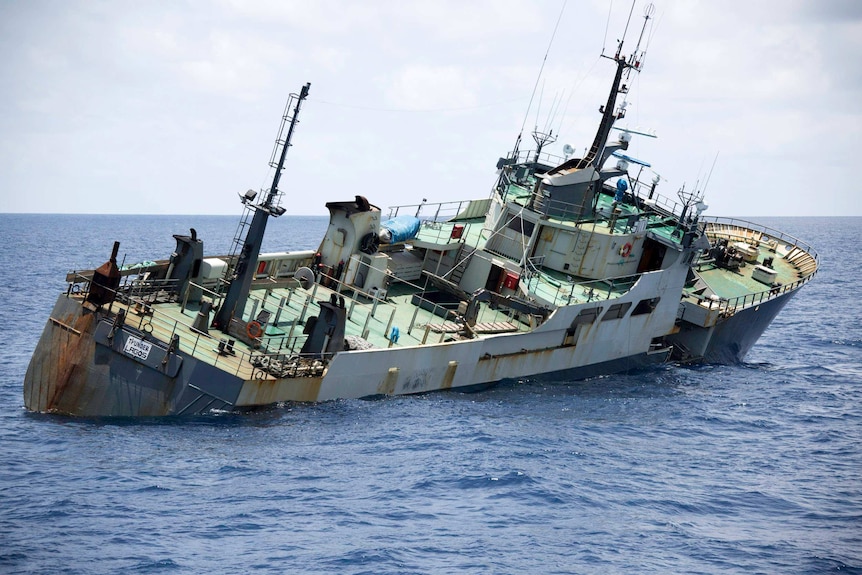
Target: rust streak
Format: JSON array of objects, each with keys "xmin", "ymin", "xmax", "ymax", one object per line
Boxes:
[
  {"xmin": 479, "ymin": 346, "xmax": 559, "ymax": 361},
  {"xmin": 47, "ymin": 312, "xmax": 95, "ymax": 411},
  {"xmin": 49, "ymin": 317, "xmax": 82, "ymax": 336},
  {"xmin": 441, "ymin": 361, "xmax": 458, "ymax": 390}
]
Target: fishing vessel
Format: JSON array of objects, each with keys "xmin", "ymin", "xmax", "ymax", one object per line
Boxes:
[{"xmin": 23, "ymin": 9, "xmax": 818, "ymax": 416}]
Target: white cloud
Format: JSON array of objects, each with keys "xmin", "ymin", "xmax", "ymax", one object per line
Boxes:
[
  {"xmin": 0, "ymin": 0, "xmax": 859, "ymax": 217},
  {"xmin": 384, "ymin": 65, "xmax": 481, "ymax": 110},
  {"xmin": 178, "ymin": 31, "xmax": 293, "ymax": 99}
]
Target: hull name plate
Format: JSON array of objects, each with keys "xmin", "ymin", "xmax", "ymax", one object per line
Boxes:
[
  {"xmin": 123, "ymin": 336, "xmax": 152, "ymax": 361},
  {"xmin": 95, "ymin": 321, "xmax": 183, "ymax": 378}
]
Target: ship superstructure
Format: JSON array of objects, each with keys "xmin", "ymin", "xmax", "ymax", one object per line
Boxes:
[{"xmin": 23, "ymin": 7, "xmax": 818, "ymax": 416}]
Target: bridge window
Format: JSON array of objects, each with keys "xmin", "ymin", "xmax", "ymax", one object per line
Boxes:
[
  {"xmin": 632, "ymin": 297, "xmax": 660, "ymax": 316},
  {"xmin": 573, "ymin": 306, "xmax": 603, "ymax": 325},
  {"xmin": 601, "ymin": 302, "xmax": 632, "ymax": 321}
]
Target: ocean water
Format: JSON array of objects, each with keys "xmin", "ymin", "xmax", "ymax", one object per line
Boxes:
[{"xmin": 0, "ymin": 214, "xmax": 859, "ymax": 574}]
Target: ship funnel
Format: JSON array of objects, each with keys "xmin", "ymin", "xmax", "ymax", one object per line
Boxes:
[{"xmin": 168, "ymin": 230, "xmax": 204, "ymax": 303}]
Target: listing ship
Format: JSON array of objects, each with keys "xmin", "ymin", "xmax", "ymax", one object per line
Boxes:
[{"xmin": 23, "ymin": 10, "xmax": 818, "ymax": 416}]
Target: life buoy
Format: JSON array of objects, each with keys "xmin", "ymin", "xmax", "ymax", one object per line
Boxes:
[
  {"xmin": 620, "ymin": 243, "xmax": 633, "ymax": 257},
  {"xmin": 246, "ymin": 320, "xmax": 263, "ymax": 339}
]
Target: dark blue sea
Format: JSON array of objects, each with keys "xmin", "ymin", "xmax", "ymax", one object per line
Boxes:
[{"xmin": 0, "ymin": 214, "xmax": 859, "ymax": 574}]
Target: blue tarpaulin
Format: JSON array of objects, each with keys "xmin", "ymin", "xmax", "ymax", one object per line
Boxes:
[{"xmin": 379, "ymin": 215, "xmax": 421, "ymax": 244}]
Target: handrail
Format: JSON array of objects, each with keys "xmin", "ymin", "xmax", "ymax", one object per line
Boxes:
[
  {"xmin": 64, "ymin": 271, "xmax": 317, "ymax": 380},
  {"xmin": 415, "ymin": 219, "xmax": 470, "ymax": 245},
  {"xmin": 639, "ymin": 193, "xmax": 683, "ymax": 218},
  {"xmin": 504, "ymin": 148, "xmax": 568, "ymax": 167},
  {"xmin": 386, "ymin": 199, "xmax": 487, "ymax": 223},
  {"xmin": 533, "ymin": 193, "xmax": 593, "ymax": 221},
  {"xmin": 684, "ymin": 269, "xmax": 817, "ymax": 317},
  {"xmin": 525, "ymin": 268, "xmax": 641, "ymax": 307},
  {"xmin": 66, "ymin": 265, "xmax": 465, "ymax": 382},
  {"xmin": 701, "ymin": 216, "xmax": 819, "ymax": 263},
  {"xmin": 525, "ymin": 256, "xmax": 545, "ymax": 275},
  {"xmin": 496, "ymin": 148, "xmax": 692, "ymax": 221}
]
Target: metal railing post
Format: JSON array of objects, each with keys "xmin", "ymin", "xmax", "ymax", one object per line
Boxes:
[{"xmin": 408, "ymin": 303, "xmax": 421, "ymax": 334}]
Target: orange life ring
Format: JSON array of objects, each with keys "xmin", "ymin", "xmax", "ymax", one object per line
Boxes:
[
  {"xmin": 620, "ymin": 243, "xmax": 633, "ymax": 257},
  {"xmin": 246, "ymin": 320, "xmax": 263, "ymax": 339}
]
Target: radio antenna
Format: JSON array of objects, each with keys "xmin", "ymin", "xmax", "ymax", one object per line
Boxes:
[
  {"xmin": 628, "ymin": 3, "xmax": 656, "ymax": 76},
  {"xmin": 702, "ymin": 151, "xmax": 720, "ymax": 196},
  {"xmin": 615, "ymin": 0, "xmax": 637, "ymax": 58}
]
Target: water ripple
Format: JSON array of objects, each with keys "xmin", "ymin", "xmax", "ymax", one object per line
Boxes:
[{"xmin": 1, "ymin": 215, "xmax": 861, "ymax": 574}]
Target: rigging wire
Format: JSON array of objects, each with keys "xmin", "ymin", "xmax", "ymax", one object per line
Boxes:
[
  {"xmin": 545, "ymin": 90, "xmax": 564, "ymax": 134},
  {"xmin": 643, "ymin": 8, "xmax": 659, "ymax": 65},
  {"xmin": 310, "ymin": 96, "xmax": 526, "ymax": 113},
  {"xmin": 616, "ymin": 4, "xmax": 659, "ymax": 186},
  {"xmin": 518, "ymin": 0, "xmax": 568, "ymax": 139},
  {"xmin": 555, "ymin": 56, "xmax": 601, "ymax": 139},
  {"xmin": 440, "ymin": 206, "xmax": 528, "ymax": 280},
  {"xmin": 702, "ymin": 151, "xmax": 720, "ymax": 196},
  {"xmin": 534, "ymin": 79, "xmax": 546, "ymax": 131}
]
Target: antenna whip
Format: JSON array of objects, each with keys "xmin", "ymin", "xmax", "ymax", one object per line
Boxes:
[{"xmin": 518, "ymin": 0, "xmax": 568, "ymax": 139}]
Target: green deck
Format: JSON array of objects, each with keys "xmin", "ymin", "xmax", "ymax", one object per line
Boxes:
[
  {"xmin": 93, "ymin": 190, "xmax": 816, "ymax": 384},
  {"xmin": 496, "ymin": 177, "xmax": 683, "ymax": 306},
  {"xmin": 687, "ymin": 223, "xmax": 816, "ymax": 308},
  {"xmin": 106, "ymin": 267, "xmax": 531, "ymax": 383}
]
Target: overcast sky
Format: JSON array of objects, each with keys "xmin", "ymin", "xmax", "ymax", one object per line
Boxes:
[{"xmin": 1, "ymin": 0, "xmax": 860, "ymax": 217}]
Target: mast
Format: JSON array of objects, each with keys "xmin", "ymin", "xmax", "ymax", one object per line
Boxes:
[
  {"xmin": 581, "ymin": 3, "xmax": 654, "ymax": 169},
  {"xmin": 532, "ymin": 128, "xmax": 557, "ymax": 164},
  {"xmin": 580, "ymin": 56, "xmax": 629, "ymax": 169},
  {"xmin": 213, "ymin": 82, "xmax": 311, "ymax": 331}
]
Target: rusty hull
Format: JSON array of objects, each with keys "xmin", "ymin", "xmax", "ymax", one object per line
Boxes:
[
  {"xmin": 24, "ymin": 296, "xmax": 175, "ymax": 416},
  {"xmin": 23, "ymin": 295, "xmax": 251, "ymax": 416}
]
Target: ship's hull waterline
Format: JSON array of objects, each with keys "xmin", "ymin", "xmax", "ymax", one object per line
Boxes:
[
  {"xmin": 25, "ymin": 269, "xmax": 682, "ymax": 416},
  {"xmin": 22, "ymin": 9, "xmax": 819, "ymax": 417}
]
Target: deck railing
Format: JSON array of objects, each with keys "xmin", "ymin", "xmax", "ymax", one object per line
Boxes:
[
  {"xmin": 415, "ymin": 220, "xmax": 471, "ymax": 245},
  {"xmin": 700, "ymin": 216, "xmax": 819, "ymax": 263},
  {"xmin": 64, "ymin": 272, "xmax": 326, "ymax": 380},
  {"xmin": 524, "ymin": 268, "xmax": 641, "ymax": 307},
  {"xmin": 67, "ymin": 254, "xmax": 508, "ymax": 382},
  {"xmin": 683, "ymin": 271, "xmax": 814, "ymax": 318},
  {"xmin": 498, "ymin": 147, "xmax": 694, "ymax": 220},
  {"xmin": 504, "ymin": 148, "xmax": 569, "ymax": 167},
  {"xmin": 679, "ymin": 217, "xmax": 819, "ymax": 319},
  {"xmin": 386, "ymin": 198, "xmax": 490, "ymax": 223}
]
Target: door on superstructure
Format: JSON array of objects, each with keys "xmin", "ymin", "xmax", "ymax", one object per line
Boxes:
[
  {"xmin": 637, "ymin": 239, "xmax": 666, "ymax": 273},
  {"xmin": 485, "ymin": 265, "xmax": 505, "ymax": 293}
]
